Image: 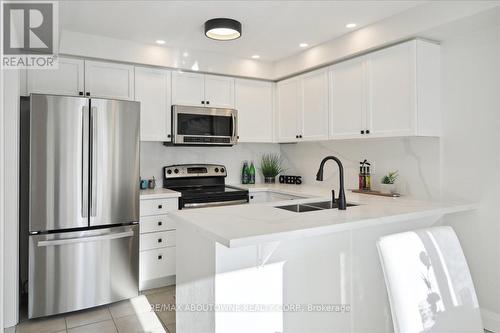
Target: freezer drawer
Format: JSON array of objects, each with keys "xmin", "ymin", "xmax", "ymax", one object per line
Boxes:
[{"xmin": 29, "ymin": 225, "xmax": 139, "ymax": 318}]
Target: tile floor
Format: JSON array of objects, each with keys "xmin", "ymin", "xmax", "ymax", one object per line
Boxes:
[{"xmin": 13, "ymin": 286, "xmax": 176, "ymax": 333}]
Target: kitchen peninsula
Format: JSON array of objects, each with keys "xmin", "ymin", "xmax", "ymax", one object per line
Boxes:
[{"xmin": 172, "ymin": 184, "xmax": 476, "ymax": 333}]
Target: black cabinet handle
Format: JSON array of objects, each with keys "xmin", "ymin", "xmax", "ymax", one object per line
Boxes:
[
  {"xmin": 201, "ymin": 101, "xmax": 205, "ymax": 104},
  {"xmin": 158, "ymin": 221, "xmax": 162, "ymax": 226},
  {"xmin": 237, "ymin": 135, "xmax": 239, "ymax": 139},
  {"xmin": 361, "ymin": 130, "xmax": 365, "ymax": 134},
  {"xmin": 158, "ymin": 204, "xmax": 163, "ymax": 209},
  {"xmin": 157, "ymin": 238, "xmax": 162, "ymax": 243},
  {"xmin": 86, "ymin": 92, "xmax": 90, "ymax": 96},
  {"xmin": 295, "ymin": 135, "xmax": 299, "ymax": 139},
  {"xmin": 158, "ymin": 255, "xmax": 163, "ymax": 260},
  {"xmin": 250, "ymin": 196, "xmax": 254, "ymax": 199},
  {"xmin": 206, "ymin": 101, "xmax": 210, "ymax": 105},
  {"xmin": 299, "ymin": 135, "xmax": 303, "ymax": 138},
  {"xmin": 167, "ymin": 134, "xmax": 171, "ymax": 138},
  {"xmin": 366, "ymin": 130, "xmax": 370, "ymax": 134},
  {"xmin": 78, "ymin": 91, "xmax": 83, "ymax": 96}
]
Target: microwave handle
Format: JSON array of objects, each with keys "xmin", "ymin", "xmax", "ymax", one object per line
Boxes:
[{"xmin": 232, "ymin": 112, "xmax": 238, "ymax": 141}]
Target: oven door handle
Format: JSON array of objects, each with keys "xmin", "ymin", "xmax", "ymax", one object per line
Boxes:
[{"xmin": 183, "ymin": 199, "xmax": 248, "ymax": 209}]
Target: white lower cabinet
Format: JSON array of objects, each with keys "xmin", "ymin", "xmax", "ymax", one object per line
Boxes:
[
  {"xmin": 139, "ymin": 196, "xmax": 178, "ymax": 290},
  {"xmin": 140, "ymin": 247, "xmax": 176, "ymax": 282}
]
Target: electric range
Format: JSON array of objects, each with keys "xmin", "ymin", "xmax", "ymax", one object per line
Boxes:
[{"xmin": 163, "ymin": 164, "xmax": 249, "ymax": 209}]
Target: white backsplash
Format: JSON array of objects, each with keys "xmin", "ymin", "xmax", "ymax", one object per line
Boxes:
[
  {"xmin": 141, "ymin": 138, "xmax": 440, "ymax": 199},
  {"xmin": 280, "ymin": 137, "xmax": 441, "ymax": 200},
  {"xmin": 140, "ymin": 142, "xmax": 281, "ymax": 185}
]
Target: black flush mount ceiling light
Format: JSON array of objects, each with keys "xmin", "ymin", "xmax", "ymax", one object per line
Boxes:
[{"xmin": 205, "ymin": 18, "xmax": 242, "ymax": 41}]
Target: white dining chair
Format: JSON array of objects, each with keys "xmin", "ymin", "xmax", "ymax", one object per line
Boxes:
[{"xmin": 377, "ymin": 226, "xmax": 483, "ymax": 333}]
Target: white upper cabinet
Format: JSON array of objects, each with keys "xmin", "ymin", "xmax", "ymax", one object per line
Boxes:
[
  {"xmin": 84, "ymin": 60, "xmax": 135, "ymax": 100},
  {"xmin": 301, "ymin": 69, "xmax": 329, "ymax": 141},
  {"xmin": 26, "ymin": 57, "xmax": 84, "ymax": 96},
  {"xmin": 277, "ymin": 77, "xmax": 301, "ymax": 142},
  {"xmin": 367, "ymin": 41, "xmax": 415, "ymax": 137},
  {"xmin": 235, "ymin": 79, "xmax": 274, "ymax": 142},
  {"xmin": 329, "ymin": 57, "xmax": 366, "ymax": 139},
  {"xmin": 172, "ymin": 72, "xmax": 235, "ymax": 108},
  {"xmin": 171, "ymin": 72, "xmax": 205, "ymax": 107},
  {"xmin": 327, "ymin": 39, "xmax": 441, "ymax": 139},
  {"xmin": 135, "ymin": 67, "xmax": 172, "ymax": 142},
  {"xmin": 205, "ymin": 75, "xmax": 235, "ymax": 108}
]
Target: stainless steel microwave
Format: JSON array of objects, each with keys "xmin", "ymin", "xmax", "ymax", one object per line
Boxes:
[{"xmin": 171, "ymin": 105, "xmax": 238, "ymax": 146}]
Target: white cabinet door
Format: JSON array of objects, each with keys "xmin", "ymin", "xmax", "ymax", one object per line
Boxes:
[
  {"xmin": 235, "ymin": 79, "xmax": 273, "ymax": 142},
  {"xmin": 367, "ymin": 41, "xmax": 416, "ymax": 137},
  {"xmin": 301, "ymin": 69, "xmax": 329, "ymax": 141},
  {"xmin": 329, "ymin": 58, "xmax": 366, "ymax": 139},
  {"xmin": 27, "ymin": 57, "xmax": 84, "ymax": 96},
  {"xmin": 205, "ymin": 75, "xmax": 235, "ymax": 108},
  {"xmin": 277, "ymin": 78, "xmax": 301, "ymax": 142},
  {"xmin": 84, "ymin": 60, "xmax": 134, "ymax": 100},
  {"xmin": 171, "ymin": 71, "xmax": 205, "ymax": 107},
  {"xmin": 135, "ymin": 67, "xmax": 172, "ymax": 141}
]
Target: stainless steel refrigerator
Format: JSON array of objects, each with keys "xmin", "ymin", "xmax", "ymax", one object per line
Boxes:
[{"xmin": 20, "ymin": 94, "xmax": 140, "ymax": 318}]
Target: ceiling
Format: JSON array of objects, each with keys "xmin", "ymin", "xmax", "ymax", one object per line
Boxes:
[{"xmin": 60, "ymin": 1, "xmax": 425, "ymax": 62}]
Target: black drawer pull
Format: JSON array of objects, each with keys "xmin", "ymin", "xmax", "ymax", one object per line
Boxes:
[
  {"xmin": 157, "ymin": 238, "xmax": 162, "ymax": 243},
  {"xmin": 361, "ymin": 130, "xmax": 365, "ymax": 134},
  {"xmin": 158, "ymin": 204, "xmax": 163, "ymax": 209},
  {"xmin": 158, "ymin": 255, "xmax": 163, "ymax": 260},
  {"xmin": 86, "ymin": 92, "xmax": 90, "ymax": 96},
  {"xmin": 366, "ymin": 130, "xmax": 370, "ymax": 134},
  {"xmin": 201, "ymin": 101, "xmax": 205, "ymax": 104},
  {"xmin": 158, "ymin": 221, "xmax": 162, "ymax": 226}
]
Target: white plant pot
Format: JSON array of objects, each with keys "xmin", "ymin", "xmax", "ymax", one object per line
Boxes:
[{"xmin": 380, "ymin": 183, "xmax": 396, "ymax": 194}]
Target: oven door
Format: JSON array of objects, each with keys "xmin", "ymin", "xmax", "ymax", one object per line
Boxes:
[{"xmin": 172, "ymin": 105, "xmax": 237, "ymax": 145}]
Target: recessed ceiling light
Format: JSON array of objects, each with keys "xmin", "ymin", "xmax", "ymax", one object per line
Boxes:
[
  {"xmin": 205, "ymin": 18, "xmax": 242, "ymax": 41},
  {"xmin": 251, "ymin": 54, "xmax": 260, "ymax": 59},
  {"xmin": 345, "ymin": 23, "xmax": 357, "ymax": 28},
  {"xmin": 299, "ymin": 43, "xmax": 309, "ymax": 48},
  {"xmin": 155, "ymin": 40, "xmax": 166, "ymax": 45}
]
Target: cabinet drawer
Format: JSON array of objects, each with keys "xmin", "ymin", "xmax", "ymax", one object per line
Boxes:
[
  {"xmin": 140, "ymin": 198, "xmax": 178, "ymax": 216},
  {"xmin": 140, "ymin": 215, "xmax": 176, "ymax": 234},
  {"xmin": 140, "ymin": 247, "xmax": 176, "ymax": 281},
  {"xmin": 140, "ymin": 231, "xmax": 176, "ymax": 251}
]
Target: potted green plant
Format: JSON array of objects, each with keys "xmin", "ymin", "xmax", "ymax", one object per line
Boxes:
[
  {"xmin": 260, "ymin": 153, "xmax": 286, "ymax": 183},
  {"xmin": 380, "ymin": 171, "xmax": 399, "ymax": 194}
]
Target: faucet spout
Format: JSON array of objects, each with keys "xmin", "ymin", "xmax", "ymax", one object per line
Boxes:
[{"xmin": 316, "ymin": 156, "xmax": 347, "ymax": 210}]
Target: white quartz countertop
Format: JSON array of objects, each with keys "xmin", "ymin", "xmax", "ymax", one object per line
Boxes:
[
  {"xmin": 170, "ymin": 183, "xmax": 477, "ymax": 248},
  {"xmin": 140, "ymin": 187, "xmax": 181, "ymax": 199}
]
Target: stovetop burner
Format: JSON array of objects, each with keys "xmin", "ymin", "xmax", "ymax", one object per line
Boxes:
[{"xmin": 163, "ymin": 164, "xmax": 249, "ymax": 209}]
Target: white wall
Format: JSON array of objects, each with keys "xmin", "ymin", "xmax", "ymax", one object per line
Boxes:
[
  {"xmin": 439, "ymin": 22, "xmax": 500, "ymax": 331},
  {"xmin": 59, "ymin": 30, "xmax": 275, "ymax": 80},
  {"xmin": 280, "ymin": 137, "xmax": 441, "ymax": 199},
  {"xmin": 140, "ymin": 142, "xmax": 280, "ymax": 185},
  {"xmin": 1, "ymin": 70, "xmax": 20, "ymax": 329}
]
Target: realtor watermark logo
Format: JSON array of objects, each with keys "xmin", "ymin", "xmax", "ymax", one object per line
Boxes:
[{"xmin": 2, "ymin": 1, "xmax": 58, "ymax": 69}]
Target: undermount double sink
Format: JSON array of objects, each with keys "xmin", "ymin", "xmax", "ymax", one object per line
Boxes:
[{"xmin": 276, "ymin": 201, "xmax": 357, "ymax": 213}]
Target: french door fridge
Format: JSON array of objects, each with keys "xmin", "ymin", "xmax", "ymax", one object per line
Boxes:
[{"xmin": 22, "ymin": 94, "xmax": 140, "ymax": 318}]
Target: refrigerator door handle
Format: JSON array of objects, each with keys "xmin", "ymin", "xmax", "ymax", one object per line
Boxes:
[
  {"xmin": 90, "ymin": 106, "xmax": 98, "ymax": 217},
  {"xmin": 82, "ymin": 105, "xmax": 89, "ymax": 218},
  {"xmin": 37, "ymin": 230, "xmax": 134, "ymax": 247}
]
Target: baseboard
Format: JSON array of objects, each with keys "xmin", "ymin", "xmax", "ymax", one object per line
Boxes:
[
  {"xmin": 482, "ymin": 308, "xmax": 500, "ymax": 332},
  {"xmin": 139, "ymin": 275, "xmax": 176, "ymax": 291}
]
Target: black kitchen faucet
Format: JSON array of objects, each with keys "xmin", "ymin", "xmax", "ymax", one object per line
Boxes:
[{"xmin": 316, "ymin": 156, "xmax": 347, "ymax": 210}]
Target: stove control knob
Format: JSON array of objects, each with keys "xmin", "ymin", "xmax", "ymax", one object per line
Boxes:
[
  {"xmin": 174, "ymin": 168, "xmax": 179, "ymax": 174},
  {"xmin": 214, "ymin": 167, "xmax": 219, "ymax": 173},
  {"xmin": 220, "ymin": 168, "xmax": 225, "ymax": 173},
  {"xmin": 166, "ymin": 169, "xmax": 172, "ymax": 175}
]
